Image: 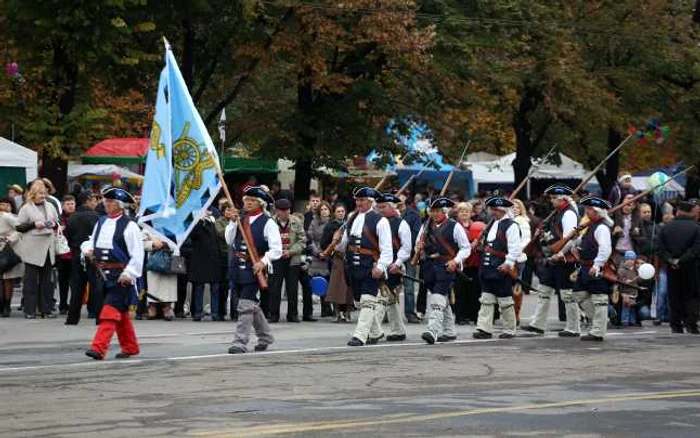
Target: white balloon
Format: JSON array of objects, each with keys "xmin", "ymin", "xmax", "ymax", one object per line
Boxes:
[{"xmin": 638, "ymin": 263, "xmax": 656, "ymax": 280}]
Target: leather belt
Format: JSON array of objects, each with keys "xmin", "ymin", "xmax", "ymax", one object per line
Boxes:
[
  {"xmin": 347, "ymin": 245, "xmax": 378, "ymax": 259},
  {"xmin": 97, "ymin": 262, "xmax": 125, "ymax": 270},
  {"xmin": 484, "ymin": 246, "xmax": 507, "ymax": 258},
  {"xmin": 428, "ymin": 254, "xmax": 452, "ymax": 262},
  {"xmin": 234, "ymin": 251, "xmax": 251, "ymax": 261},
  {"xmin": 579, "ymin": 259, "xmax": 595, "ymax": 267}
]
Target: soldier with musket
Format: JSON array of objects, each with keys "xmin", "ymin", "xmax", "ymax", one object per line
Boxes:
[
  {"xmin": 571, "ymin": 196, "xmax": 614, "ymax": 341},
  {"xmin": 336, "ymin": 187, "xmax": 393, "ymax": 347},
  {"xmin": 523, "ymin": 185, "xmax": 581, "ymax": 337},
  {"xmin": 225, "ymin": 186, "xmax": 282, "ymax": 354},
  {"xmin": 373, "ymin": 193, "xmax": 411, "ymax": 342},
  {"xmin": 473, "ymin": 196, "xmax": 521, "ymax": 339},
  {"xmin": 414, "ymin": 197, "xmax": 471, "ymax": 344}
]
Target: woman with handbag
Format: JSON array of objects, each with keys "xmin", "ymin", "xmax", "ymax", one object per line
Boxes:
[
  {"xmin": 0, "ymin": 197, "xmax": 23, "ymax": 317},
  {"xmin": 14, "ymin": 182, "xmax": 59, "ymax": 319},
  {"xmin": 142, "ymin": 230, "xmax": 177, "ymax": 321}
]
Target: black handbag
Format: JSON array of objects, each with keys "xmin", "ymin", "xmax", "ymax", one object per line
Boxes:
[
  {"xmin": 169, "ymin": 254, "xmax": 186, "ymax": 275},
  {"xmin": 0, "ymin": 243, "xmax": 21, "ymax": 273}
]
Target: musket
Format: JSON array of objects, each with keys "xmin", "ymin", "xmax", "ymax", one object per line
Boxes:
[
  {"xmin": 410, "ymin": 142, "xmax": 470, "ymax": 266},
  {"xmin": 523, "ymin": 133, "xmax": 634, "ymax": 255},
  {"xmin": 319, "ymin": 170, "xmax": 392, "ymax": 259},
  {"xmin": 548, "ymin": 165, "xmax": 694, "ymax": 255},
  {"xmin": 476, "ymin": 144, "xmax": 558, "ymax": 249},
  {"xmin": 395, "ymin": 157, "xmax": 435, "ymax": 196}
]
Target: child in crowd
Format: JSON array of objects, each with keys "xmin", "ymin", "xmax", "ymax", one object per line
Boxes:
[{"xmin": 617, "ymin": 250, "xmax": 639, "ymax": 327}]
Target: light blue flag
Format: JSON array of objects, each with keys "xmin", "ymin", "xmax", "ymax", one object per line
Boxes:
[
  {"xmin": 139, "ymin": 39, "xmax": 222, "ymax": 250},
  {"xmin": 138, "ymin": 51, "xmax": 174, "ymax": 221}
]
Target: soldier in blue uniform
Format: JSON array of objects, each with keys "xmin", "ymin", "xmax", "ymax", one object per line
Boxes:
[
  {"xmin": 225, "ymin": 187, "xmax": 282, "ymax": 354},
  {"xmin": 336, "ymin": 187, "xmax": 393, "ymax": 346},
  {"xmin": 473, "ymin": 196, "xmax": 522, "ymax": 339},
  {"xmin": 83, "ymin": 187, "xmax": 144, "ymax": 360},
  {"xmin": 572, "ymin": 196, "xmax": 613, "ymax": 342},
  {"xmin": 373, "ymin": 193, "xmax": 411, "ymax": 342},
  {"xmin": 415, "ymin": 197, "xmax": 471, "ymax": 344},
  {"xmin": 523, "ymin": 185, "xmax": 580, "ymax": 337}
]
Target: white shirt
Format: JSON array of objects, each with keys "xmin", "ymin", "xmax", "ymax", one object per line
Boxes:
[
  {"xmin": 337, "ymin": 209, "xmax": 393, "ymax": 273},
  {"xmin": 513, "ymin": 215, "xmax": 531, "ymax": 263},
  {"xmin": 224, "ymin": 212, "xmax": 282, "ymax": 267},
  {"xmin": 393, "ymin": 218, "xmax": 413, "ymax": 268},
  {"xmin": 81, "ymin": 214, "xmax": 144, "ymax": 282},
  {"xmin": 485, "ymin": 217, "xmax": 522, "ymax": 267},
  {"xmin": 416, "ymin": 218, "xmax": 472, "ymax": 268},
  {"xmin": 592, "ymin": 224, "xmax": 612, "ymax": 268}
]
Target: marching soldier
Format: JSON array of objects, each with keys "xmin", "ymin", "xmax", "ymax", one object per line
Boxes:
[
  {"xmin": 523, "ymin": 185, "xmax": 580, "ymax": 337},
  {"xmin": 336, "ymin": 187, "xmax": 393, "ymax": 347},
  {"xmin": 373, "ymin": 193, "xmax": 411, "ymax": 342},
  {"xmin": 571, "ymin": 196, "xmax": 613, "ymax": 341},
  {"xmin": 83, "ymin": 187, "xmax": 144, "ymax": 360},
  {"xmin": 415, "ymin": 197, "xmax": 471, "ymax": 344},
  {"xmin": 225, "ymin": 187, "xmax": 282, "ymax": 353},
  {"xmin": 473, "ymin": 196, "xmax": 522, "ymax": 339}
]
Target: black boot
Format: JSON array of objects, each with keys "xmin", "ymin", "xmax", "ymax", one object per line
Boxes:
[{"xmin": 1, "ymin": 296, "xmax": 9, "ymax": 318}]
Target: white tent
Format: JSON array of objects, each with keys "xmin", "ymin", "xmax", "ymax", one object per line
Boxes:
[
  {"xmin": 466, "ymin": 152, "xmax": 597, "ymax": 193},
  {"xmin": 67, "ymin": 163, "xmax": 143, "ymax": 182},
  {"xmin": 0, "ymin": 137, "xmax": 38, "ymax": 182}
]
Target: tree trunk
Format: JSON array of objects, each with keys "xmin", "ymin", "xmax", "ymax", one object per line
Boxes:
[
  {"xmin": 597, "ymin": 127, "xmax": 622, "ymax": 198},
  {"xmin": 512, "ymin": 88, "xmax": 538, "ymax": 200},
  {"xmin": 294, "ymin": 160, "xmax": 312, "ymax": 202},
  {"xmin": 40, "ymin": 154, "xmax": 68, "ymax": 197},
  {"xmin": 182, "ymin": 19, "xmax": 195, "ymax": 89},
  {"xmin": 295, "ymin": 67, "xmax": 314, "ymax": 201}
]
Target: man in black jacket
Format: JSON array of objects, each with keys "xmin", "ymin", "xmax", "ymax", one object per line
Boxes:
[
  {"xmin": 64, "ymin": 191, "xmax": 101, "ymax": 325},
  {"xmin": 657, "ymin": 201, "xmax": 700, "ymax": 334}
]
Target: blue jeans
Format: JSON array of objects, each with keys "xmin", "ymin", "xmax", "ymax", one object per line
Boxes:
[
  {"xmin": 621, "ymin": 301, "xmax": 637, "ymax": 326},
  {"xmin": 404, "ymin": 264, "xmax": 416, "ymax": 316},
  {"xmin": 636, "ymin": 305, "xmax": 651, "ymax": 321},
  {"xmin": 655, "ymin": 268, "xmax": 668, "ymax": 322},
  {"xmin": 193, "ymin": 282, "xmax": 220, "ymax": 317}
]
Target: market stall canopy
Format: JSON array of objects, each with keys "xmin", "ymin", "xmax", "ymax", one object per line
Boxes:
[
  {"xmin": 223, "ymin": 157, "xmax": 278, "ymax": 174},
  {"xmin": 0, "ymin": 137, "xmax": 38, "ymax": 183},
  {"xmin": 82, "ymin": 138, "xmax": 149, "ymax": 165},
  {"xmin": 67, "ymin": 163, "xmax": 143, "ymax": 182},
  {"xmin": 468, "ymin": 152, "xmax": 597, "ymax": 185}
]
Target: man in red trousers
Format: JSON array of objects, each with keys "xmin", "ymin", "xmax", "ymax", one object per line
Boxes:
[{"xmin": 82, "ymin": 187, "xmax": 144, "ymax": 360}]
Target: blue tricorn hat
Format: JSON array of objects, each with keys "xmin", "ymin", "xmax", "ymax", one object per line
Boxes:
[
  {"xmin": 354, "ymin": 187, "xmax": 380, "ymax": 199},
  {"xmin": 485, "ymin": 196, "xmax": 514, "ymax": 208},
  {"xmin": 243, "ymin": 186, "xmax": 275, "ymax": 205},
  {"xmin": 102, "ymin": 187, "xmax": 136, "ymax": 204},
  {"xmin": 579, "ymin": 196, "xmax": 611, "ymax": 209},
  {"xmin": 430, "ymin": 197, "xmax": 455, "ymax": 209},
  {"xmin": 544, "ymin": 184, "xmax": 574, "ymax": 196},
  {"xmin": 376, "ymin": 193, "xmax": 400, "ymax": 204}
]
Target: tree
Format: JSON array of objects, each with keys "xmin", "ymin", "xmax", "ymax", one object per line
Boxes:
[{"xmin": 1, "ymin": 0, "xmax": 156, "ymax": 193}]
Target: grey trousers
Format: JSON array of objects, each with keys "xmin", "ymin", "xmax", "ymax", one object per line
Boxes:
[
  {"xmin": 231, "ymin": 298, "xmax": 274, "ymax": 350},
  {"xmin": 426, "ymin": 293, "xmax": 456, "ymax": 339},
  {"xmin": 375, "ymin": 284, "xmax": 407, "ymax": 337}
]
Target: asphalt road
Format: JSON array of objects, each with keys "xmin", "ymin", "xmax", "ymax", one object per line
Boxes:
[{"xmin": 1, "ymin": 296, "xmax": 699, "ymax": 438}]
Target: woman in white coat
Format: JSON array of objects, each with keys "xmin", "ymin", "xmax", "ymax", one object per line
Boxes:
[
  {"xmin": 14, "ymin": 182, "xmax": 59, "ymax": 318},
  {"xmin": 511, "ymin": 199, "xmax": 531, "ymax": 326},
  {"xmin": 0, "ymin": 197, "xmax": 23, "ymax": 317},
  {"xmin": 142, "ymin": 231, "xmax": 177, "ymax": 320}
]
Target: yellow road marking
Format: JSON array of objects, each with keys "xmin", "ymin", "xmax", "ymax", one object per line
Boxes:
[{"xmin": 194, "ymin": 389, "xmax": 700, "ymax": 437}]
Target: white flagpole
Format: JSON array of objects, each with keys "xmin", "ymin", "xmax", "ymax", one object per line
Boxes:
[{"xmin": 218, "ymin": 108, "xmax": 226, "ymax": 175}]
